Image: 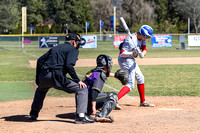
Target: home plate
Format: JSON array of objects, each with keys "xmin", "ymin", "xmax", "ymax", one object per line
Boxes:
[{"xmin": 158, "ymin": 108, "xmax": 183, "ymax": 111}]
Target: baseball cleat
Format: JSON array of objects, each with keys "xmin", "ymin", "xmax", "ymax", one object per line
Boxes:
[
  {"xmin": 75, "ymin": 114, "xmax": 94, "ymax": 124},
  {"xmin": 115, "ymin": 103, "xmax": 122, "ymax": 110},
  {"xmin": 140, "ymin": 101, "xmax": 155, "ymax": 107},
  {"xmin": 29, "ymin": 110, "xmax": 39, "ymax": 121},
  {"xmin": 29, "ymin": 115, "xmax": 37, "ymax": 121}
]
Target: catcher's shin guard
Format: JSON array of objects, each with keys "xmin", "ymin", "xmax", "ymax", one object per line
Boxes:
[
  {"xmin": 97, "ymin": 101, "xmax": 115, "ymax": 117},
  {"xmin": 96, "ymin": 92, "xmax": 118, "ymax": 118},
  {"xmin": 97, "ymin": 94, "xmax": 117, "ymax": 118}
]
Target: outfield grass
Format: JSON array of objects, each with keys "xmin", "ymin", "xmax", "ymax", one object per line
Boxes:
[
  {"xmin": 0, "ymin": 82, "xmax": 34, "ymax": 101},
  {"xmin": 0, "ymin": 41, "xmax": 200, "ymax": 102},
  {"xmin": 75, "ymin": 65, "xmax": 200, "ymax": 97}
]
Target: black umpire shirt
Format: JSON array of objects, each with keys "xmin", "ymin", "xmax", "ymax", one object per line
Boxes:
[{"xmin": 36, "ymin": 43, "xmax": 80, "ymax": 88}]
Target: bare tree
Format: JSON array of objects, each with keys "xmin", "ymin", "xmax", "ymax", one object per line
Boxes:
[
  {"xmin": 89, "ymin": 0, "xmax": 113, "ymax": 31},
  {"xmin": 89, "ymin": 0, "xmax": 156, "ymax": 32},
  {"xmin": 175, "ymin": 0, "xmax": 200, "ymax": 33},
  {"xmin": 120, "ymin": 0, "xmax": 156, "ymax": 27}
]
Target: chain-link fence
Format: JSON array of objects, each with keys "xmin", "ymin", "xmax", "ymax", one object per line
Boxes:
[{"xmin": 0, "ymin": 34, "xmax": 193, "ymax": 52}]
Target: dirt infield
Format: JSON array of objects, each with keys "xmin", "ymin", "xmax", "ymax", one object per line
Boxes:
[
  {"xmin": 0, "ymin": 96, "xmax": 200, "ymax": 133},
  {"xmin": 29, "ymin": 57, "xmax": 200, "ymax": 68}
]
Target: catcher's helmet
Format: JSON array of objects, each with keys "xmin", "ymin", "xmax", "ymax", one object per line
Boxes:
[
  {"xmin": 96, "ymin": 54, "xmax": 113, "ymax": 77},
  {"xmin": 139, "ymin": 25, "xmax": 153, "ymax": 38}
]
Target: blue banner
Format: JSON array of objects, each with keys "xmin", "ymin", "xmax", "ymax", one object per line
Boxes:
[
  {"xmin": 100, "ymin": 20, "xmax": 104, "ymax": 27},
  {"xmin": 86, "ymin": 22, "xmax": 89, "ymax": 28},
  {"xmin": 31, "ymin": 25, "xmax": 34, "ymax": 30},
  {"xmin": 152, "ymin": 35, "xmax": 172, "ymax": 47},
  {"xmin": 110, "ymin": 16, "xmax": 114, "ymax": 31}
]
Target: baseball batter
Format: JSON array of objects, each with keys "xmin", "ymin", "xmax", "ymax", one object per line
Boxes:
[{"xmin": 117, "ymin": 25, "xmax": 155, "ymax": 107}]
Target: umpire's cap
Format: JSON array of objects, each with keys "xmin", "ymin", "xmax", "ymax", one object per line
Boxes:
[{"xmin": 65, "ymin": 33, "xmax": 81, "ymax": 42}]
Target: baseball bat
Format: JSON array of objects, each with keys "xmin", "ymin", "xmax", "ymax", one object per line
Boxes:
[{"xmin": 120, "ymin": 17, "xmax": 144, "ymax": 58}]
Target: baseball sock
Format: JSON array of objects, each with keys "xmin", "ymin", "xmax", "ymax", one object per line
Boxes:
[
  {"xmin": 137, "ymin": 83, "xmax": 145, "ymax": 103},
  {"xmin": 118, "ymin": 86, "xmax": 130, "ymax": 100}
]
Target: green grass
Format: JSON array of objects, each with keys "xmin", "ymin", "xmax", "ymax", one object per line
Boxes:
[
  {"xmin": 0, "ymin": 50, "xmax": 35, "ymax": 81},
  {"xmin": 141, "ymin": 65, "xmax": 200, "ymax": 96},
  {"xmin": 0, "ymin": 82, "xmax": 34, "ymax": 101},
  {"xmin": 75, "ymin": 65, "xmax": 200, "ymax": 97},
  {"xmin": 0, "ymin": 41, "xmax": 200, "ymax": 102}
]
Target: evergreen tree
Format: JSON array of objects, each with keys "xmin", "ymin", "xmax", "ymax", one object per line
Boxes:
[
  {"xmin": 79, "ymin": 0, "xmax": 95, "ymax": 32},
  {"xmin": 18, "ymin": 0, "xmax": 47, "ymax": 32},
  {"xmin": 52, "ymin": 0, "xmax": 94, "ymax": 33},
  {"xmin": 0, "ymin": 0, "xmax": 20, "ymax": 34}
]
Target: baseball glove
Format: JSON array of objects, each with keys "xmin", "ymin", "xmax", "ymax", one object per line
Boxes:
[{"xmin": 114, "ymin": 69, "xmax": 129, "ymax": 85}]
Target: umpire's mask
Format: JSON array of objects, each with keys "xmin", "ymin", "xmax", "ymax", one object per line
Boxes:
[{"xmin": 65, "ymin": 33, "xmax": 85, "ymax": 49}]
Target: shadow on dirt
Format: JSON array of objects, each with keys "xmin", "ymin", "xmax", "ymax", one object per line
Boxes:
[
  {"xmin": 1, "ymin": 115, "xmax": 31, "ymax": 122},
  {"xmin": 1, "ymin": 114, "xmax": 75, "ymax": 124},
  {"xmin": 123, "ymin": 104, "xmax": 136, "ymax": 106},
  {"xmin": 56, "ymin": 112, "xmax": 75, "ymax": 120}
]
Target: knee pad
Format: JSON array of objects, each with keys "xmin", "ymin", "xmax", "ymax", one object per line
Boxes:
[
  {"xmin": 136, "ymin": 74, "xmax": 144, "ymax": 84},
  {"xmin": 106, "ymin": 92, "xmax": 118, "ymax": 103}
]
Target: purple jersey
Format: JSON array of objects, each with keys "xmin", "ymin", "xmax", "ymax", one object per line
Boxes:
[{"xmin": 83, "ymin": 71, "xmax": 105, "ymax": 93}]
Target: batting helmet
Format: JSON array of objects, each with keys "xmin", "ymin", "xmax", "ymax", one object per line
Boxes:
[
  {"xmin": 96, "ymin": 54, "xmax": 113, "ymax": 77},
  {"xmin": 139, "ymin": 25, "xmax": 153, "ymax": 38}
]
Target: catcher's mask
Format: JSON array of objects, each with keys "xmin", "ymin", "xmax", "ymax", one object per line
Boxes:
[{"xmin": 96, "ymin": 54, "xmax": 113, "ymax": 77}]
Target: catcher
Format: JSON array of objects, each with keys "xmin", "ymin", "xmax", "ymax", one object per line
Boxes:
[{"xmin": 82, "ymin": 54, "xmax": 129, "ymax": 123}]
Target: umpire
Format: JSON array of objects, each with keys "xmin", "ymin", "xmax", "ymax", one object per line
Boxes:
[{"xmin": 29, "ymin": 33, "xmax": 94, "ymax": 124}]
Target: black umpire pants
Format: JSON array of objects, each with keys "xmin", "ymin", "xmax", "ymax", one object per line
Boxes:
[{"xmin": 31, "ymin": 69, "xmax": 88, "ymax": 114}]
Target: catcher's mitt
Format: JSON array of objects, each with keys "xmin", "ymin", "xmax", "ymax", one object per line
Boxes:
[{"xmin": 114, "ymin": 69, "xmax": 129, "ymax": 85}]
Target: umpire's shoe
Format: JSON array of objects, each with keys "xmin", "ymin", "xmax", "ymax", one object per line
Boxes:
[
  {"xmin": 75, "ymin": 114, "xmax": 94, "ymax": 124},
  {"xmin": 29, "ymin": 110, "xmax": 39, "ymax": 121}
]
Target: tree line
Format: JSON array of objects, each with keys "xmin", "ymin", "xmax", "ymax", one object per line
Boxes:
[{"xmin": 0, "ymin": 0, "xmax": 200, "ymax": 34}]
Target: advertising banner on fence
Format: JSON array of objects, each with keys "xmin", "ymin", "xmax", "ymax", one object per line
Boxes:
[
  {"xmin": 38, "ymin": 36, "xmax": 59, "ymax": 48},
  {"xmin": 188, "ymin": 35, "xmax": 200, "ymax": 46},
  {"xmin": 80, "ymin": 35, "xmax": 97, "ymax": 48},
  {"xmin": 152, "ymin": 35, "xmax": 172, "ymax": 47},
  {"xmin": 114, "ymin": 35, "xmax": 128, "ymax": 48}
]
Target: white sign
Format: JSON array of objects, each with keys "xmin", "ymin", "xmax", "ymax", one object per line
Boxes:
[
  {"xmin": 80, "ymin": 35, "xmax": 97, "ymax": 48},
  {"xmin": 188, "ymin": 35, "xmax": 200, "ymax": 46}
]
